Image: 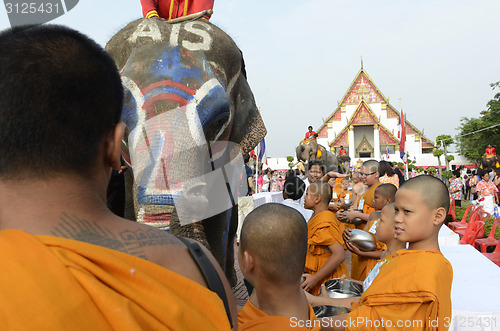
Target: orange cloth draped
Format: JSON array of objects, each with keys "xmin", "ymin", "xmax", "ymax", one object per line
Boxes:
[
  {"xmin": 356, "ymin": 219, "xmax": 387, "ymax": 282},
  {"xmin": 305, "ymin": 210, "xmax": 349, "ymax": 295},
  {"xmin": 347, "ymin": 249, "xmax": 453, "ymax": 331},
  {"xmin": 0, "ymin": 229, "xmax": 230, "ymax": 330},
  {"xmin": 351, "ymin": 182, "xmax": 381, "ymax": 280},
  {"xmin": 238, "ymin": 301, "xmax": 321, "ymax": 330}
]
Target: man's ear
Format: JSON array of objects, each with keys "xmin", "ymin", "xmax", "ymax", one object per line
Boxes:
[
  {"xmin": 105, "ymin": 122, "xmax": 126, "ymax": 170},
  {"xmin": 433, "ymin": 207, "xmax": 447, "ymax": 226},
  {"xmin": 243, "ymin": 250, "xmax": 255, "ymax": 275}
]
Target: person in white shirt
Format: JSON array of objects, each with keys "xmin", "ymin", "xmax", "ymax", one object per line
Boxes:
[
  {"xmin": 281, "ymin": 176, "xmax": 309, "ymax": 221},
  {"xmin": 299, "ymin": 161, "xmax": 325, "ymax": 222},
  {"xmin": 261, "ymin": 169, "xmax": 270, "ymax": 192}
]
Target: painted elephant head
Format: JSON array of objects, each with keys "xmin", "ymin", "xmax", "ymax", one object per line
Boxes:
[{"xmin": 106, "ymin": 19, "xmax": 266, "ymax": 283}]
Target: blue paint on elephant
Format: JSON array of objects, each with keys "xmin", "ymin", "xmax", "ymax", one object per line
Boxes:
[
  {"xmin": 196, "ymin": 84, "xmax": 230, "ymax": 128},
  {"xmin": 143, "ymin": 86, "xmax": 195, "ymax": 104},
  {"xmin": 151, "ymin": 45, "xmax": 202, "ymax": 82},
  {"xmin": 121, "ymin": 88, "xmax": 138, "ymax": 130}
]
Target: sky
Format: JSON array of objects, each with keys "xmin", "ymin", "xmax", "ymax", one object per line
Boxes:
[{"xmin": 1, "ymin": 0, "xmax": 499, "ymax": 157}]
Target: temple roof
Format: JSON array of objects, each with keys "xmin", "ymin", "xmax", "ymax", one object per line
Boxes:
[
  {"xmin": 347, "ymin": 100, "xmax": 378, "ymax": 125},
  {"xmin": 317, "ymin": 66, "xmax": 435, "ymax": 150},
  {"xmin": 339, "ymin": 69, "xmax": 387, "ymax": 106}
]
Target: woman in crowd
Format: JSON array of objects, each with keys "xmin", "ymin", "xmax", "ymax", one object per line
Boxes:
[
  {"xmin": 378, "ymin": 160, "xmax": 400, "ymax": 188},
  {"xmin": 449, "ymin": 170, "xmax": 464, "ymax": 207}
]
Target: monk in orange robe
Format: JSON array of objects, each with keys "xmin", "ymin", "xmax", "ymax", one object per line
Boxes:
[
  {"xmin": 0, "ymin": 26, "xmax": 234, "ymax": 329},
  {"xmin": 302, "ymin": 181, "xmax": 349, "ymax": 296},
  {"xmin": 321, "ymin": 175, "xmax": 453, "ymax": 330},
  {"xmin": 0, "ymin": 230, "xmax": 231, "ymax": 330},
  {"xmin": 304, "ymin": 203, "xmax": 405, "ymax": 310},
  {"xmin": 238, "ymin": 204, "xmax": 321, "ymax": 330},
  {"xmin": 344, "ymin": 184, "xmax": 397, "ymax": 281},
  {"xmin": 338, "ymin": 160, "xmax": 381, "ymax": 280}
]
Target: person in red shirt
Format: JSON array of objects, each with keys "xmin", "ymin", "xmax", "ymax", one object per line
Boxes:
[
  {"xmin": 304, "ymin": 126, "xmax": 316, "ymax": 141},
  {"xmin": 141, "ymin": 0, "xmax": 214, "ymax": 20},
  {"xmin": 486, "ymin": 144, "xmax": 496, "ymax": 158},
  {"xmin": 338, "ymin": 145, "xmax": 347, "ymax": 157}
]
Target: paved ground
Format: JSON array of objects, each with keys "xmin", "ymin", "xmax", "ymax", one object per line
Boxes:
[{"xmin": 231, "ymin": 242, "xmax": 249, "ymax": 311}]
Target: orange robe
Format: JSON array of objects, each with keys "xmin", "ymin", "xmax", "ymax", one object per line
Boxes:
[
  {"xmin": 305, "ymin": 210, "xmax": 349, "ymax": 295},
  {"xmin": 0, "ymin": 229, "xmax": 230, "ymax": 330},
  {"xmin": 351, "ymin": 182, "xmax": 381, "ymax": 280},
  {"xmin": 238, "ymin": 301, "xmax": 321, "ymax": 330},
  {"xmin": 347, "ymin": 249, "xmax": 453, "ymax": 331},
  {"xmin": 357, "ymin": 219, "xmax": 387, "ymax": 281}
]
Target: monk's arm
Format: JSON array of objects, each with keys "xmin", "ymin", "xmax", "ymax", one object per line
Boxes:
[
  {"xmin": 346, "ymin": 210, "xmax": 370, "ymax": 222},
  {"xmin": 314, "ymin": 243, "xmax": 345, "ymax": 281},
  {"xmin": 345, "ymin": 241, "xmax": 384, "ymax": 259}
]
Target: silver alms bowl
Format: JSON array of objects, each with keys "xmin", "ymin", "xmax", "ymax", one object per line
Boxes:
[
  {"xmin": 324, "ymin": 279, "xmax": 363, "ymax": 298},
  {"xmin": 349, "ymin": 229, "xmax": 376, "ymax": 251},
  {"xmin": 313, "ymin": 305, "xmax": 351, "ymax": 318}
]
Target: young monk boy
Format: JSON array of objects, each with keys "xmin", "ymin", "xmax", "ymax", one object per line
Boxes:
[
  {"xmin": 343, "ymin": 183, "xmax": 397, "ymax": 281},
  {"xmin": 238, "ymin": 203, "xmax": 321, "ymax": 330},
  {"xmin": 302, "ymin": 181, "xmax": 349, "ymax": 295},
  {"xmin": 305, "ymin": 203, "xmax": 405, "ymax": 310},
  {"xmin": 326, "ymin": 175, "xmax": 453, "ymax": 330},
  {"xmin": 338, "ymin": 160, "xmax": 381, "ymax": 280},
  {"xmin": 351, "ymin": 172, "xmax": 366, "ymax": 208}
]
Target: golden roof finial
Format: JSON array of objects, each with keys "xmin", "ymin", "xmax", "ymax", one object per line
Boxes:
[{"xmin": 361, "ymin": 57, "xmax": 363, "ymax": 69}]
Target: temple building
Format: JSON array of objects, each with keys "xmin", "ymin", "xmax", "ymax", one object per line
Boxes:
[{"xmin": 315, "ymin": 66, "xmax": 435, "ymax": 161}]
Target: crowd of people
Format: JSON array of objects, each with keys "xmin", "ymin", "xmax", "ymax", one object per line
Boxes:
[{"xmin": 237, "ymin": 159, "xmax": 453, "ymax": 330}]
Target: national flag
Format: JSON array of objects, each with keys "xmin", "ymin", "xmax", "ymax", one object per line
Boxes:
[
  {"xmin": 399, "ymin": 109, "xmax": 406, "ymax": 161},
  {"xmin": 255, "ymin": 138, "xmax": 267, "ymax": 164}
]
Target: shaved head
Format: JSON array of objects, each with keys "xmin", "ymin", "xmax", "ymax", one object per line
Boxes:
[
  {"xmin": 362, "ymin": 160, "xmax": 380, "ymax": 173},
  {"xmin": 309, "ymin": 181, "xmax": 333, "ymax": 204},
  {"xmin": 399, "ymin": 175, "xmax": 450, "ymax": 212},
  {"xmin": 375, "ymin": 183, "xmax": 397, "ymax": 202},
  {"xmin": 240, "ymin": 203, "xmax": 307, "ymax": 283}
]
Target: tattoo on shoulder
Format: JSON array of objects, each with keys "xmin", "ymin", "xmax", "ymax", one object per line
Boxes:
[{"xmin": 50, "ymin": 213, "xmax": 177, "ymax": 259}]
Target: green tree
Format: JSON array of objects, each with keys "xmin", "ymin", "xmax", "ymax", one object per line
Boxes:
[
  {"xmin": 457, "ymin": 81, "xmax": 500, "ymax": 162},
  {"xmin": 286, "ymin": 156, "xmax": 294, "ymax": 169},
  {"xmin": 436, "ymin": 134, "xmax": 454, "ymax": 170},
  {"xmin": 433, "ymin": 149, "xmax": 444, "ymax": 179},
  {"xmin": 427, "ymin": 166, "xmax": 437, "ymax": 174}
]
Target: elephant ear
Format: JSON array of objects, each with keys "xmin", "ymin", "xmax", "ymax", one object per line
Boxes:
[{"xmin": 229, "ymin": 65, "xmax": 267, "ymax": 155}]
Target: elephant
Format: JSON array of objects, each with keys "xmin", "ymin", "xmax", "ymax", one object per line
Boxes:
[
  {"xmin": 106, "ymin": 18, "xmax": 266, "ymax": 285},
  {"xmin": 295, "ymin": 139, "xmax": 341, "ymax": 173},
  {"xmin": 481, "ymin": 154, "xmax": 499, "ymax": 171}
]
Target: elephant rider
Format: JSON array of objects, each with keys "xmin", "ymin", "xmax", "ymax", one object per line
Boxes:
[
  {"xmin": 0, "ymin": 25, "xmax": 234, "ymax": 329},
  {"xmin": 303, "ymin": 125, "xmax": 317, "ymax": 142},
  {"xmin": 141, "ymin": 0, "xmax": 214, "ymax": 20},
  {"xmin": 486, "ymin": 144, "xmax": 496, "ymax": 158}
]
